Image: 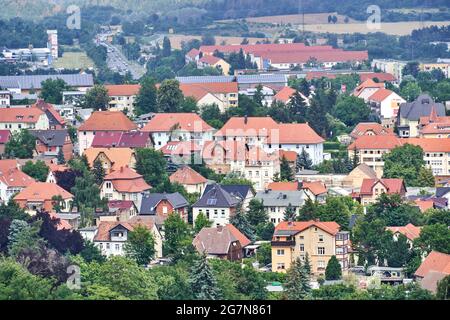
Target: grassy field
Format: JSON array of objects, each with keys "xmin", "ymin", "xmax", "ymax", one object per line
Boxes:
[
  {"xmin": 167, "ymin": 35, "xmax": 266, "ymax": 49},
  {"xmin": 228, "ymin": 12, "xmax": 357, "ymax": 25},
  {"xmin": 302, "ymin": 20, "xmax": 450, "ymax": 36},
  {"xmin": 53, "ymin": 50, "xmax": 94, "ymax": 70}
]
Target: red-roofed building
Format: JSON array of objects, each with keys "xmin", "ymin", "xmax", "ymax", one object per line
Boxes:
[
  {"xmin": 350, "ymin": 122, "xmax": 395, "ymax": 140},
  {"xmin": 0, "ymin": 107, "xmax": 49, "ymax": 133},
  {"xmin": 97, "ymin": 200, "xmax": 139, "ymax": 224},
  {"xmin": 273, "ymin": 86, "xmax": 309, "ymax": 105},
  {"xmin": 105, "ymin": 84, "xmax": 141, "ymax": 114},
  {"xmin": 415, "ymin": 251, "xmax": 450, "ymax": 293},
  {"xmin": 0, "ymin": 129, "xmax": 11, "ymax": 156},
  {"xmin": 34, "ymin": 100, "xmax": 65, "ymax": 129},
  {"xmin": 142, "ymin": 113, "xmax": 215, "ymax": 150},
  {"xmin": 100, "ymin": 166, "xmax": 151, "ymax": 203},
  {"xmin": 353, "ymin": 79, "xmax": 385, "ymax": 102},
  {"xmin": 271, "ymin": 220, "xmax": 349, "ymax": 275},
  {"xmin": 197, "ymin": 55, "xmax": 231, "ymax": 75},
  {"xmin": 359, "ymin": 72, "xmax": 396, "ymax": 83},
  {"xmin": 77, "ymin": 111, "xmax": 138, "ymax": 155},
  {"xmin": 386, "ymin": 223, "xmax": 422, "ymax": 244},
  {"xmin": 267, "ymin": 181, "xmax": 299, "ymax": 191},
  {"xmin": 169, "ymin": 166, "xmax": 207, "ymax": 194},
  {"xmin": 91, "ymin": 131, "xmax": 152, "ymax": 149},
  {"xmin": 305, "ymin": 71, "xmax": 337, "ymax": 81},
  {"xmin": 179, "ymin": 82, "xmax": 238, "ymax": 112},
  {"xmin": 367, "ymin": 88, "xmax": 405, "ymax": 123},
  {"xmin": 359, "ymin": 178, "xmax": 406, "ymax": 205},
  {"xmin": 185, "ymin": 48, "xmax": 200, "ymax": 63},
  {"xmin": 0, "ymin": 166, "xmax": 35, "ymax": 203}
]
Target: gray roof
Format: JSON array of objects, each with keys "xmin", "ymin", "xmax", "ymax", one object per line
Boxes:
[
  {"xmin": 203, "ymin": 183, "xmax": 253, "ymax": 200},
  {"xmin": 399, "ymin": 94, "xmax": 445, "ymax": 121},
  {"xmin": 273, "ymin": 230, "xmax": 299, "ymax": 236},
  {"xmin": 139, "ymin": 192, "xmax": 188, "ymax": 215},
  {"xmin": 236, "ymin": 74, "xmax": 287, "ymax": 84},
  {"xmin": 0, "ymin": 74, "xmax": 94, "ymax": 90},
  {"xmin": 176, "ymin": 76, "xmax": 234, "ymax": 84},
  {"xmin": 255, "ymin": 190, "xmax": 305, "ymax": 207},
  {"xmin": 436, "ymin": 187, "xmax": 450, "ymax": 198},
  {"xmin": 193, "ymin": 226, "xmax": 238, "ymax": 255},
  {"xmin": 193, "ymin": 183, "xmax": 240, "ymax": 208},
  {"xmin": 30, "ymin": 129, "xmax": 68, "ymax": 147}
]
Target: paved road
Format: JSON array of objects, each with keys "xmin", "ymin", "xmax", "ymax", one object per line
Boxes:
[{"xmin": 95, "ymin": 34, "xmax": 146, "ymax": 80}]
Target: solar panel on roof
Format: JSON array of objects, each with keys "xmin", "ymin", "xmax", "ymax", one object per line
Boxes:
[{"xmin": 206, "ymin": 198, "xmax": 217, "ymax": 205}]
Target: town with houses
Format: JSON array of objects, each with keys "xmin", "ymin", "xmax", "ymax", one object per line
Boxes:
[{"xmin": 0, "ymin": 1, "xmax": 449, "ymax": 302}]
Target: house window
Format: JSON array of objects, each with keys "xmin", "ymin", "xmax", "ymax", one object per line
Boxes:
[
  {"xmin": 299, "ymin": 236, "xmax": 304, "ymax": 240},
  {"xmin": 318, "ymin": 260, "xmax": 325, "ymax": 268},
  {"xmin": 106, "ymin": 182, "xmax": 112, "ymax": 189},
  {"xmin": 299, "ymin": 244, "xmax": 305, "ymax": 252},
  {"xmin": 318, "ymin": 235, "xmax": 324, "ymax": 242},
  {"xmin": 106, "ymin": 243, "xmax": 110, "ymax": 249},
  {"xmin": 318, "ymin": 247, "xmax": 325, "ymax": 255},
  {"xmin": 276, "ymin": 263, "xmax": 285, "ymax": 270},
  {"xmin": 214, "ymin": 209, "xmax": 218, "ymax": 217},
  {"xmin": 277, "ymin": 249, "xmax": 285, "ymax": 256},
  {"xmin": 115, "ymin": 244, "xmax": 120, "ymax": 251},
  {"xmin": 221, "ymin": 209, "xmax": 225, "ymax": 217},
  {"xmin": 163, "ymin": 206, "xmax": 168, "ymax": 214}
]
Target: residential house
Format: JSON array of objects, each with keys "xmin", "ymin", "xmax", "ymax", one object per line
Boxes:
[
  {"xmin": 77, "ymin": 111, "xmax": 138, "ymax": 155},
  {"xmin": 169, "ymin": 166, "xmax": 207, "ymax": 194},
  {"xmin": 93, "ymin": 216, "xmax": 163, "ymax": 258},
  {"xmin": 353, "ymin": 79, "xmax": 385, "ymax": 102},
  {"xmin": 397, "ymin": 94, "xmax": 446, "ymax": 138},
  {"xmin": 105, "ymin": 84, "xmax": 141, "ymax": 114},
  {"xmin": 0, "ymin": 90, "xmax": 11, "ymax": 106},
  {"xmin": 185, "ymin": 48, "xmax": 200, "ymax": 64},
  {"xmin": 419, "ymin": 63, "xmax": 449, "ymax": 77},
  {"xmin": 273, "ymin": 86, "xmax": 309, "ymax": 105},
  {"xmin": 197, "ymin": 55, "xmax": 231, "ymax": 75},
  {"xmin": 271, "ymin": 220, "xmax": 350, "ymax": 275},
  {"xmin": 302, "ymin": 181, "xmax": 328, "ymax": 203},
  {"xmin": 34, "ymin": 100, "xmax": 65, "ymax": 129},
  {"xmin": 255, "ymin": 189, "xmax": 306, "ymax": 225},
  {"xmin": 30, "ymin": 129, "xmax": 73, "ymax": 161},
  {"xmin": 202, "ymin": 183, "xmax": 255, "ymax": 210},
  {"xmin": 359, "ymin": 72, "xmax": 397, "ymax": 83},
  {"xmin": 192, "ymin": 224, "xmax": 251, "ymax": 261},
  {"xmin": 367, "ymin": 89, "xmax": 406, "ymax": 127},
  {"xmin": 139, "ymin": 192, "xmax": 189, "ymax": 223},
  {"xmin": 343, "ymin": 163, "xmax": 379, "ymax": 188},
  {"xmin": 0, "ymin": 163, "xmax": 35, "ymax": 203},
  {"xmin": 91, "ymin": 131, "xmax": 152, "ymax": 149},
  {"xmin": 179, "ymin": 82, "xmax": 238, "ymax": 112},
  {"xmin": 386, "ymin": 223, "xmax": 422, "ymax": 247},
  {"xmin": 14, "ymin": 182, "xmax": 74, "ymax": 214},
  {"xmin": 160, "ymin": 141, "xmax": 202, "ymax": 165},
  {"xmin": 436, "ymin": 187, "xmax": 450, "ymax": 209},
  {"xmin": 142, "ymin": 113, "xmax": 215, "ymax": 150},
  {"xmin": 279, "ymin": 150, "xmax": 297, "ymax": 172},
  {"xmin": 84, "ymin": 147, "xmax": 136, "ymax": 174},
  {"xmin": 192, "ymin": 183, "xmax": 241, "ymax": 227},
  {"xmin": 371, "ymin": 59, "xmax": 407, "ymax": 84},
  {"xmin": 418, "ymin": 107, "xmax": 450, "ymax": 139},
  {"xmin": 0, "ymin": 130, "xmax": 11, "ymax": 155},
  {"xmin": 0, "ymin": 107, "xmax": 49, "ymax": 133},
  {"xmin": 349, "ymin": 122, "xmax": 395, "ymax": 141},
  {"xmin": 239, "ymin": 85, "xmax": 275, "ymax": 107},
  {"xmin": 407, "ymin": 138, "xmax": 450, "ymax": 176},
  {"xmin": 414, "ymin": 251, "xmax": 450, "ymax": 294},
  {"xmin": 100, "ymin": 166, "xmax": 151, "ymax": 204},
  {"xmin": 96, "ymin": 200, "xmax": 139, "ymax": 224},
  {"xmin": 358, "ymin": 178, "xmax": 406, "ymax": 206},
  {"xmin": 45, "ymin": 162, "xmax": 69, "ymax": 184}
]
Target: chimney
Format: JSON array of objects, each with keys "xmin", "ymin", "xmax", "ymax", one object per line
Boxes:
[
  {"xmin": 217, "ymin": 225, "xmax": 223, "ymax": 232},
  {"xmin": 120, "ymin": 166, "xmax": 124, "ymax": 173},
  {"xmin": 244, "ymin": 115, "xmax": 248, "ymax": 124}
]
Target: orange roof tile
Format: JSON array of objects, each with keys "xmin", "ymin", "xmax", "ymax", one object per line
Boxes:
[
  {"xmin": 274, "ymin": 220, "xmax": 341, "ymax": 235},
  {"xmin": 105, "ymin": 84, "xmax": 141, "ymax": 96},
  {"xmin": 0, "ymin": 159, "xmax": 19, "ymax": 172},
  {"xmin": 0, "ymin": 107, "xmax": 45, "ymax": 123},
  {"xmin": 0, "ymin": 167, "xmax": 35, "ymax": 188},
  {"xmin": 267, "ymin": 181, "xmax": 299, "ymax": 191},
  {"xmin": 302, "ymin": 181, "xmax": 327, "ymax": 196},
  {"xmin": 78, "ymin": 111, "xmax": 137, "ymax": 131},
  {"xmin": 179, "ymin": 82, "xmax": 238, "ymax": 101},
  {"xmin": 14, "ymin": 182, "xmax": 73, "ymax": 201},
  {"xmin": 84, "ymin": 148, "xmax": 135, "ymax": 171},
  {"xmin": 268, "ymin": 123, "xmax": 324, "ymax": 144},
  {"xmin": 350, "ymin": 122, "xmax": 395, "ymax": 139},
  {"xmin": 215, "ymin": 117, "xmax": 278, "ymax": 137},
  {"xmin": 279, "ymin": 150, "xmax": 297, "ymax": 162},
  {"xmin": 273, "ymin": 86, "xmax": 296, "ymax": 103},
  {"xmin": 198, "ymin": 54, "xmax": 222, "ymax": 65},
  {"xmin": 169, "ymin": 166, "xmax": 207, "ymax": 185},
  {"xmin": 386, "ymin": 223, "xmax": 422, "ymax": 241},
  {"xmin": 348, "ymin": 135, "xmax": 402, "ymax": 150},
  {"xmin": 360, "ymin": 178, "xmax": 405, "ymax": 195},
  {"xmin": 142, "ymin": 113, "xmax": 214, "ymax": 132},
  {"xmin": 226, "ymin": 223, "xmax": 251, "ymax": 247},
  {"xmin": 94, "ymin": 216, "xmax": 155, "ymax": 242},
  {"xmin": 405, "ymin": 138, "xmax": 450, "ymax": 153},
  {"xmin": 354, "ymin": 79, "xmax": 385, "ymax": 96},
  {"xmin": 359, "ymin": 72, "xmax": 396, "ymax": 82},
  {"xmin": 368, "ymin": 88, "xmax": 395, "ymax": 102},
  {"xmin": 415, "ymin": 251, "xmax": 450, "ymax": 278},
  {"xmin": 414, "ymin": 199, "xmax": 435, "ymax": 212},
  {"xmin": 104, "ymin": 166, "xmax": 151, "ymax": 193}
]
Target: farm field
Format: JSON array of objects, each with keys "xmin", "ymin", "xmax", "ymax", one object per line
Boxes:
[
  {"xmin": 226, "ymin": 12, "xmax": 357, "ymax": 24},
  {"xmin": 167, "ymin": 35, "xmax": 267, "ymax": 49},
  {"xmin": 53, "ymin": 50, "xmax": 94, "ymax": 69},
  {"xmin": 302, "ymin": 20, "xmax": 450, "ymax": 35}
]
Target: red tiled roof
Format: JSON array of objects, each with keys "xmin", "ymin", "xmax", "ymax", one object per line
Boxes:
[
  {"xmin": 0, "ymin": 167, "xmax": 35, "ymax": 188},
  {"xmin": 0, "ymin": 130, "xmax": 11, "ymax": 144},
  {"xmin": 202, "ymin": 140, "xmax": 278, "ymax": 163},
  {"xmin": 215, "ymin": 117, "xmax": 278, "ymax": 137},
  {"xmin": 414, "ymin": 199, "xmax": 435, "ymax": 212},
  {"xmin": 198, "ymin": 54, "xmax": 221, "ymax": 65},
  {"xmin": 169, "ymin": 166, "xmax": 207, "ymax": 185},
  {"xmin": 48, "ymin": 211, "xmax": 72, "ymax": 230},
  {"xmin": 34, "ymin": 100, "xmax": 65, "ymax": 126},
  {"xmin": 14, "ymin": 182, "xmax": 73, "ymax": 201},
  {"xmin": 415, "ymin": 251, "xmax": 450, "ymax": 278},
  {"xmin": 267, "ymin": 181, "xmax": 299, "ymax": 191},
  {"xmin": 350, "ymin": 122, "xmax": 395, "ymax": 139},
  {"xmin": 78, "ymin": 111, "xmax": 137, "ymax": 131},
  {"xmin": 359, "ymin": 72, "xmax": 396, "ymax": 82},
  {"xmin": 105, "ymin": 84, "xmax": 141, "ymax": 96},
  {"xmin": 348, "ymin": 135, "xmax": 402, "ymax": 150},
  {"xmin": 186, "ymin": 48, "xmax": 200, "ymax": 59},
  {"xmin": 302, "ymin": 181, "xmax": 327, "ymax": 196},
  {"xmin": 91, "ymin": 131, "xmax": 122, "ymax": 147},
  {"xmin": 108, "ymin": 200, "xmax": 134, "ymax": 210},
  {"xmin": 104, "ymin": 166, "xmax": 151, "ymax": 193},
  {"xmin": 0, "ymin": 159, "xmax": 19, "ymax": 172},
  {"xmin": 199, "ymin": 43, "xmax": 309, "ymax": 54},
  {"xmin": 84, "ymin": 148, "xmax": 135, "ymax": 171},
  {"xmin": 359, "ymin": 178, "xmax": 405, "ymax": 195},
  {"xmin": 305, "ymin": 71, "xmax": 336, "ymax": 81},
  {"xmin": 273, "ymin": 86, "xmax": 296, "ymax": 103},
  {"xmin": 274, "ymin": 220, "xmax": 341, "ymax": 235},
  {"xmin": 265, "ymin": 50, "xmax": 368, "ymax": 64},
  {"xmin": 354, "ymin": 79, "xmax": 385, "ymax": 96},
  {"xmin": 94, "ymin": 216, "xmax": 155, "ymax": 242},
  {"xmin": 0, "ymin": 107, "xmax": 45, "ymax": 123},
  {"xmin": 179, "ymin": 82, "xmax": 238, "ymax": 101},
  {"xmin": 268, "ymin": 123, "xmax": 324, "ymax": 144},
  {"xmin": 91, "ymin": 131, "xmax": 150, "ymax": 148},
  {"xmin": 420, "ymin": 122, "xmax": 450, "ymax": 135},
  {"xmin": 142, "ymin": 113, "xmax": 214, "ymax": 132},
  {"xmin": 226, "ymin": 224, "xmax": 251, "ymax": 247},
  {"xmin": 406, "ymin": 138, "xmax": 450, "ymax": 153},
  {"xmin": 279, "ymin": 150, "xmax": 297, "ymax": 162},
  {"xmin": 386, "ymin": 223, "xmax": 422, "ymax": 241},
  {"xmin": 368, "ymin": 88, "xmax": 395, "ymax": 102}
]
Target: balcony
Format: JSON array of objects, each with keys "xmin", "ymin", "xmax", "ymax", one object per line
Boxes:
[{"xmin": 271, "ymin": 240, "xmax": 295, "ymax": 247}]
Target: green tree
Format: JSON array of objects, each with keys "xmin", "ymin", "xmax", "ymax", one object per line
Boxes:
[
  {"xmin": 229, "ymin": 203, "xmax": 255, "ymax": 241},
  {"xmin": 79, "ymin": 240, "xmax": 106, "ymax": 263},
  {"xmin": 283, "ymin": 203, "xmax": 297, "ymax": 221},
  {"xmin": 402, "ymin": 62, "xmax": 420, "ymax": 78},
  {"xmin": 39, "ymin": 78, "xmax": 69, "ymax": 104},
  {"xmin": 247, "ymin": 199, "xmax": 268, "ymax": 226},
  {"xmin": 83, "ymin": 84, "xmax": 110, "ymax": 111},
  {"xmin": 400, "ymin": 82, "xmax": 422, "ymax": 102},
  {"xmin": 194, "ymin": 212, "xmax": 212, "ymax": 234},
  {"xmin": 4, "ymin": 129, "xmax": 36, "ymax": 159},
  {"xmin": 51, "ymin": 195, "xmax": 64, "ymax": 212},
  {"xmin": 325, "ymin": 255, "xmax": 342, "ymax": 280},
  {"xmin": 124, "ymin": 225, "xmax": 156, "ymax": 266},
  {"xmin": 333, "ymin": 95, "xmax": 371, "ymax": 127},
  {"xmin": 134, "ymin": 76, "xmax": 158, "ymax": 115},
  {"xmin": 304, "ymin": 252, "xmax": 312, "ymax": 275},
  {"xmin": 92, "ymin": 159, "xmax": 106, "ymax": 185},
  {"xmin": 297, "ymin": 198, "xmax": 319, "ymax": 221},
  {"xmin": 284, "ymin": 257, "xmax": 311, "ymax": 299},
  {"xmin": 57, "ymin": 148, "xmax": 65, "ymax": 165},
  {"xmin": 157, "ymin": 79, "xmax": 184, "ymax": 112},
  {"xmin": 280, "ymin": 156, "xmax": 294, "ymax": 181},
  {"xmin": 256, "ymin": 243, "xmax": 271, "ymax": 266},
  {"xmin": 21, "ymin": 160, "xmax": 49, "ymax": 182},
  {"xmin": 0, "ymin": 200, "xmax": 28, "ymax": 221},
  {"xmin": 383, "ymin": 144, "xmax": 426, "ymax": 186},
  {"xmin": 436, "ymin": 275, "xmax": 450, "ymax": 300},
  {"xmin": 417, "ymin": 167, "xmax": 435, "ymax": 187},
  {"xmin": 163, "ymin": 212, "xmax": 192, "ymax": 257},
  {"xmin": 255, "ymin": 222, "xmax": 274, "ymax": 240},
  {"xmin": 415, "ymin": 224, "xmax": 450, "ymax": 254},
  {"xmin": 386, "ymin": 233, "xmax": 411, "ymax": 267},
  {"xmin": 134, "ymin": 148, "xmax": 168, "ymax": 188},
  {"xmin": 306, "ymin": 96, "xmax": 329, "ymax": 138},
  {"xmin": 162, "ymin": 36, "xmax": 171, "ymax": 57},
  {"xmin": 317, "ymin": 196, "xmax": 355, "ymax": 229},
  {"xmin": 296, "ymin": 148, "xmax": 312, "ymax": 171},
  {"xmin": 8, "ymin": 220, "xmax": 43, "ymax": 258},
  {"xmin": 367, "ymin": 193, "xmax": 423, "ymax": 226},
  {"xmin": 189, "ymin": 253, "xmax": 221, "ymax": 300}
]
